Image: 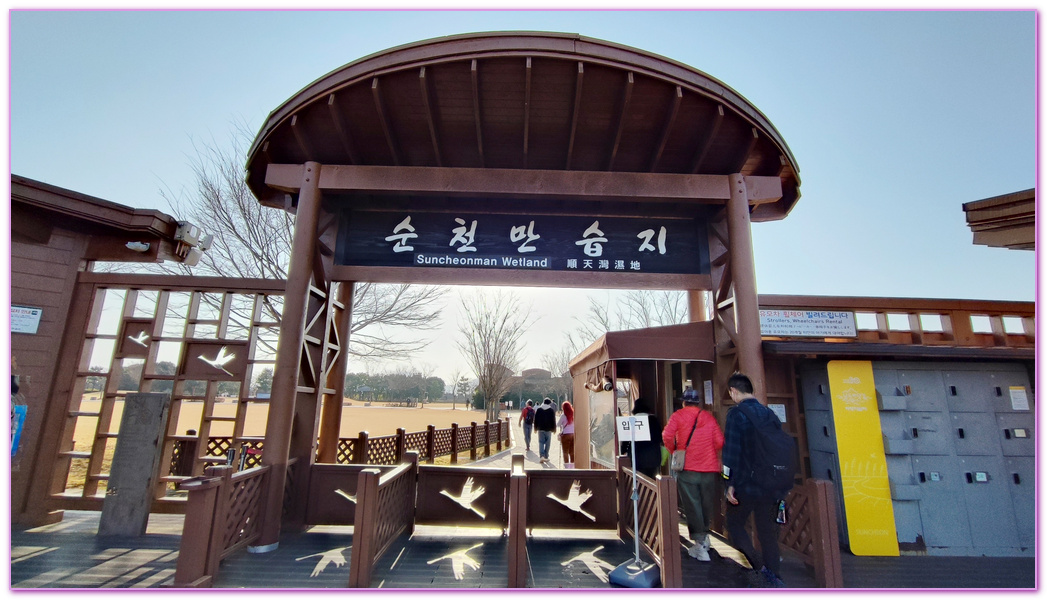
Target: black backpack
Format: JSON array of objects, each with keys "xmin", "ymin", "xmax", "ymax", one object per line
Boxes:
[{"xmin": 734, "ymin": 402, "xmax": 798, "ymax": 495}]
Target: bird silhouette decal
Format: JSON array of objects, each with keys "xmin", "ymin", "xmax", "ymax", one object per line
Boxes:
[
  {"xmin": 440, "ymin": 476, "xmax": 486, "ymax": 519},
  {"xmin": 561, "ymin": 545, "xmax": 615, "ymax": 583},
  {"xmin": 334, "ymin": 488, "xmax": 357, "ymax": 504},
  {"xmin": 127, "ymin": 331, "xmax": 150, "ymax": 347},
  {"xmin": 427, "ymin": 543, "xmax": 483, "ymax": 580},
  {"xmin": 547, "ymin": 480, "xmax": 596, "ymax": 521},
  {"xmin": 296, "ymin": 547, "xmax": 348, "ymax": 577},
  {"xmin": 198, "ymin": 345, "xmax": 236, "ymax": 376}
]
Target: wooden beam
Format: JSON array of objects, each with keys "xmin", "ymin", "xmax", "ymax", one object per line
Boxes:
[
  {"xmin": 333, "ymin": 264, "xmax": 711, "ymax": 290},
  {"xmin": 606, "ymin": 72, "xmax": 634, "ymax": 171},
  {"xmin": 690, "ymin": 104, "xmax": 725, "ymax": 174},
  {"xmin": 523, "ymin": 57, "xmax": 532, "ymax": 167},
  {"xmin": 371, "ymin": 77, "xmax": 401, "ymax": 165},
  {"xmin": 566, "ymin": 62, "xmax": 584, "ymax": 169},
  {"xmin": 290, "ymin": 115, "xmax": 312, "ymax": 159},
  {"xmin": 327, "ymin": 94, "xmax": 359, "ymax": 165},
  {"xmin": 733, "ymin": 128, "xmax": 759, "ymax": 174},
  {"xmin": 418, "ymin": 67, "xmax": 443, "ymax": 167},
  {"xmin": 265, "ymin": 163, "xmax": 784, "ymax": 204},
  {"xmin": 471, "ymin": 59, "xmax": 484, "ymax": 167},
  {"xmin": 649, "ymin": 86, "xmax": 683, "ymax": 172}
]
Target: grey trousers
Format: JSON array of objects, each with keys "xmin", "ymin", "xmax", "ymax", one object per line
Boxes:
[{"xmin": 676, "ymin": 470, "xmax": 718, "ymax": 540}]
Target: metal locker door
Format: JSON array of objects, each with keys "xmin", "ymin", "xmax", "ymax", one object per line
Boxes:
[
  {"xmin": 906, "ymin": 412, "xmax": 951, "ymax": 455},
  {"xmin": 912, "ymin": 456, "xmax": 972, "ymax": 550},
  {"xmin": 799, "ymin": 368, "xmax": 833, "ymax": 411},
  {"xmin": 950, "ymin": 412, "xmax": 1002, "ymax": 456},
  {"xmin": 941, "ymin": 370, "xmax": 994, "ymax": 413},
  {"xmin": 805, "ymin": 409, "xmax": 837, "ymax": 453},
  {"xmin": 1004, "ymin": 456, "xmax": 1035, "ymax": 549},
  {"xmin": 985, "ymin": 368, "xmax": 1033, "ymax": 415},
  {"xmin": 896, "ymin": 368, "xmax": 948, "ymax": 412},
  {"xmin": 996, "ymin": 413, "xmax": 1035, "ymax": 457},
  {"xmin": 956, "ymin": 455, "xmax": 1019, "ymax": 550}
]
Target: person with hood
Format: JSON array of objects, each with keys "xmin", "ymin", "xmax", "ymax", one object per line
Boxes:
[
  {"xmin": 663, "ymin": 385, "xmax": 724, "ymax": 562},
  {"xmin": 722, "ymin": 372, "xmax": 787, "ymax": 587},
  {"xmin": 533, "ymin": 397, "xmax": 557, "ymax": 463},
  {"xmin": 619, "ymin": 397, "xmax": 663, "ymax": 479}
]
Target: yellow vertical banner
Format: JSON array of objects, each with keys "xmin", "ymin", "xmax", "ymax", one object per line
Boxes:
[{"xmin": 826, "ymin": 360, "xmax": 899, "ymax": 556}]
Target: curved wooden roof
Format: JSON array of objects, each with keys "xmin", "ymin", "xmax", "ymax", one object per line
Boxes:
[{"xmin": 247, "ymin": 31, "xmax": 800, "ymax": 221}]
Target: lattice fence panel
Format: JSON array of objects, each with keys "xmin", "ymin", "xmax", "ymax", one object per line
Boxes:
[
  {"xmin": 433, "ymin": 428, "xmax": 453, "ymax": 457},
  {"xmin": 337, "ymin": 439, "xmax": 354, "ymax": 464},
  {"xmin": 368, "ymin": 436, "xmax": 399, "ymax": 465},
  {"xmin": 779, "ymin": 486, "xmax": 814, "ymax": 559},
  {"xmin": 372, "ymin": 468, "xmax": 415, "ymax": 558},
  {"xmin": 206, "ymin": 437, "xmax": 234, "ymax": 460},
  {"xmin": 241, "ymin": 440, "xmax": 264, "ymax": 469},
  {"xmin": 405, "ymin": 431, "xmax": 428, "ymax": 456},
  {"xmin": 219, "ymin": 469, "xmax": 268, "ymax": 557}
]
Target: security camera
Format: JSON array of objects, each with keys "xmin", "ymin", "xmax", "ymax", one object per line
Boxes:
[{"xmin": 602, "ymin": 377, "xmax": 613, "ymax": 391}]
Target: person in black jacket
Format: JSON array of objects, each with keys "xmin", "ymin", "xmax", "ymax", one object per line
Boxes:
[
  {"xmin": 533, "ymin": 397, "xmax": 557, "ymax": 463},
  {"xmin": 619, "ymin": 397, "xmax": 662, "ymax": 479}
]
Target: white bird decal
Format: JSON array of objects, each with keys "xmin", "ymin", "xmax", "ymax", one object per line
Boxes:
[
  {"xmin": 198, "ymin": 345, "xmax": 236, "ymax": 376},
  {"xmin": 562, "ymin": 545, "xmax": 615, "ymax": 583},
  {"xmin": 334, "ymin": 488, "xmax": 357, "ymax": 504},
  {"xmin": 439, "ymin": 476, "xmax": 486, "ymax": 519},
  {"xmin": 427, "ymin": 543, "xmax": 483, "ymax": 580},
  {"xmin": 547, "ymin": 480, "xmax": 596, "ymax": 521},
  {"xmin": 127, "ymin": 331, "xmax": 150, "ymax": 347},
  {"xmin": 296, "ymin": 547, "xmax": 348, "ymax": 577}
]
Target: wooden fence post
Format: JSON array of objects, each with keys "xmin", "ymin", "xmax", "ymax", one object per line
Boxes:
[
  {"xmin": 811, "ymin": 480, "xmax": 844, "ymax": 587},
  {"xmin": 450, "ymin": 423, "xmax": 459, "ymax": 464},
  {"xmin": 507, "ymin": 461, "xmax": 528, "ymax": 587},
  {"xmin": 426, "ymin": 425, "xmax": 436, "ymax": 464},
  {"xmin": 656, "ymin": 474, "xmax": 683, "ymax": 588},
  {"xmin": 484, "ymin": 420, "xmax": 491, "ymax": 456},
  {"xmin": 470, "ymin": 422, "xmax": 478, "ymax": 461},
  {"xmin": 173, "ymin": 473, "xmax": 223, "ymax": 587},
  {"xmin": 203, "ymin": 465, "xmax": 234, "ymax": 582},
  {"xmin": 348, "ymin": 468, "xmax": 381, "ymax": 588},
  {"xmin": 355, "ymin": 432, "xmax": 369, "ymax": 464},
  {"xmin": 395, "ymin": 428, "xmax": 406, "ymax": 462}
]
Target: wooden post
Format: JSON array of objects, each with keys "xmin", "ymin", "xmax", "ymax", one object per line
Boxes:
[
  {"xmin": 355, "ymin": 432, "xmax": 369, "ymax": 464},
  {"xmin": 396, "ymin": 428, "xmax": 407, "ymax": 462},
  {"xmin": 258, "ymin": 162, "xmax": 323, "ymax": 549},
  {"xmin": 173, "ymin": 474, "xmax": 223, "ymax": 587},
  {"xmin": 203, "ymin": 466, "xmax": 234, "ymax": 581},
  {"xmin": 507, "ymin": 462, "xmax": 528, "ymax": 587},
  {"xmin": 656, "ymin": 474, "xmax": 683, "ymax": 588},
  {"xmin": 496, "ymin": 420, "xmax": 503, "ymax": 452},
  {"xmin": 810, "ymin": 480, "xmax": 843, "ymax": 587},
  {"xmin": 484, "ymin": 420, "xmax": 491, "ymax": 457},
  {"xmin": 426, "ymin": 425, "xmax": 436, "ymax": 464},
  {"xmin": 450, "ymin": 424, "xmax": 459, "ymax": 464},
  {"xmin": 726, "ymin": 173, "xmax": 766, "ymax": 397},
  {"xmin": 348, "ymin": 468, "xmax": 381, "ymax": 588},
  {"xmin": 470, "ymin": 422, "xmax": 478, "ymax": 461}
]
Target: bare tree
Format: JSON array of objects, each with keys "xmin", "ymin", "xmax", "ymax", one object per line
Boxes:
[
  {"xmin": 541, "ymin": 345, "xmax": 577, "ymax": 403},
  {"xmin": 157, "ymin": 123, "xmax": 446, "ymax": 361},
  {"xmin": 457, "ymin": 291, "xmax": 535, "ymax": 422},
  {"xmin": 567, "ymin": 290, "xmax": 688, "ymax": 350}
]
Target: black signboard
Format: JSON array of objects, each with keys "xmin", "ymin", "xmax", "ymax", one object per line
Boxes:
[{"xmin": 336, "ymin": 209, "xmax": 709, "ymax": 275}]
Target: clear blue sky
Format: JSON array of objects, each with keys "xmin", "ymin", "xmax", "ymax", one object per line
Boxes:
[{"xmin": 8, "ymin": 9, "xmax": 1038, "ymax": 378}]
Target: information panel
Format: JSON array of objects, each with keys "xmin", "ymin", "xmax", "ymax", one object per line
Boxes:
[
  {"xmin": 337, "ymin": 209, "xmax": 709, "ymax": 276},
  {"xmin": 759, "ymin": 309, "xmax": 857, "ymax": 338}
]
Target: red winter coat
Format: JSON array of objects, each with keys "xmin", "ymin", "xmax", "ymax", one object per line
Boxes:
[{"xmin": 662, "ymin": 405, "xmax": 724, "ymax": 473}]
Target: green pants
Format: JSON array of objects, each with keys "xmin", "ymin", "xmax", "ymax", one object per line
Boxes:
[{"xmin": 676, "ymin": 470, "xmax": 718, "ymax": 540}]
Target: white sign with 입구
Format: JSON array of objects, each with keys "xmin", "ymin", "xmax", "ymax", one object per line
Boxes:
[
  {"xmin": 759, "ymin": 309, "xmax": 857, "ymax": 338},
  {"xmin": 615, "ymin": 415, "xmax": 651, "ymax": 442},
  {"xmin": 11, "ymin": 305, "xmax": 43, "ymax": 335}
]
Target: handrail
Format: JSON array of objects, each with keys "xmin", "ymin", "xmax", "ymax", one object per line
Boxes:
[{"xmin": 616, "ymin": 456, "xmax": 682, "ymax": 588}]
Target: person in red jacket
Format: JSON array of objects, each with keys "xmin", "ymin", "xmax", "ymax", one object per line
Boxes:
[{"xmin": 662, "ymin": 388, "xmax": 724, "ymax": 561}]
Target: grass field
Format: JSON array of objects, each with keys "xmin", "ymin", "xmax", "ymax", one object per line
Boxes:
[{"xmin": 67, "ymin": 396, "xmax": 495, "ymax": 491}]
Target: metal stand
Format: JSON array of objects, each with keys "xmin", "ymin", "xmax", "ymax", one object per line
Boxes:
[{"xmin": 609, "ymin": 416, "xmax": 660, "ymax": 588}]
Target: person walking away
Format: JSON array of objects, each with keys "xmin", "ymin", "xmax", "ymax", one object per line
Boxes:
[
  {"xmin": 620, "ymin": 397, "xmax": 663, "ymax": 479},
  {"xmin": 722, "ymin": 372, "xmax": 788, "ymax": 588},
  {"xmin": 518, "ymin": 399, "xmax": 536, "ymax": 452},
  {"xmin": 662, "ymin": 387, "xmax": 723, "ymax": 562},
  {"xmin": 533, "ymin": 397, "xmax": 557, "ymax": 464},
  {"xmin": 557, "ymin": 400, "xmax": 576, "ymax": 467}
]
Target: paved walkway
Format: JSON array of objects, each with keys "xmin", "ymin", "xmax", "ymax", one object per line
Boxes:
[{"xmin": 472, "ymin": 409, "xmax": 566, "ymax": 469}]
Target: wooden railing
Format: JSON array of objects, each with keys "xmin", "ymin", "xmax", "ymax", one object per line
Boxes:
[
  {"xmin": 778, "ymin": 479, "xmax": 843, "ymax": 588},
  {"xmin": 348, "ymin": 454, "xmax": 419, "ymax": 587},
  {"xmin": 173, "ymin": 464, "xmax": 270, "ymax": 587},
  {"xmin": 616, "ymin": 457, "xmax": 683, "ymax": 588},
  {"xmin": 760, "ymin": 295, "xmax": 1034, "ymax": 349}
]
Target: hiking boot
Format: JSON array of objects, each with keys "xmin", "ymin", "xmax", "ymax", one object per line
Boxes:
[
  {"xmin": 759, "ymin": 566, "xmax": 786, "ymax": 588},
  {"xmin": 687, "ymin": 541, "xmax": 711, "ymax": 561}
]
